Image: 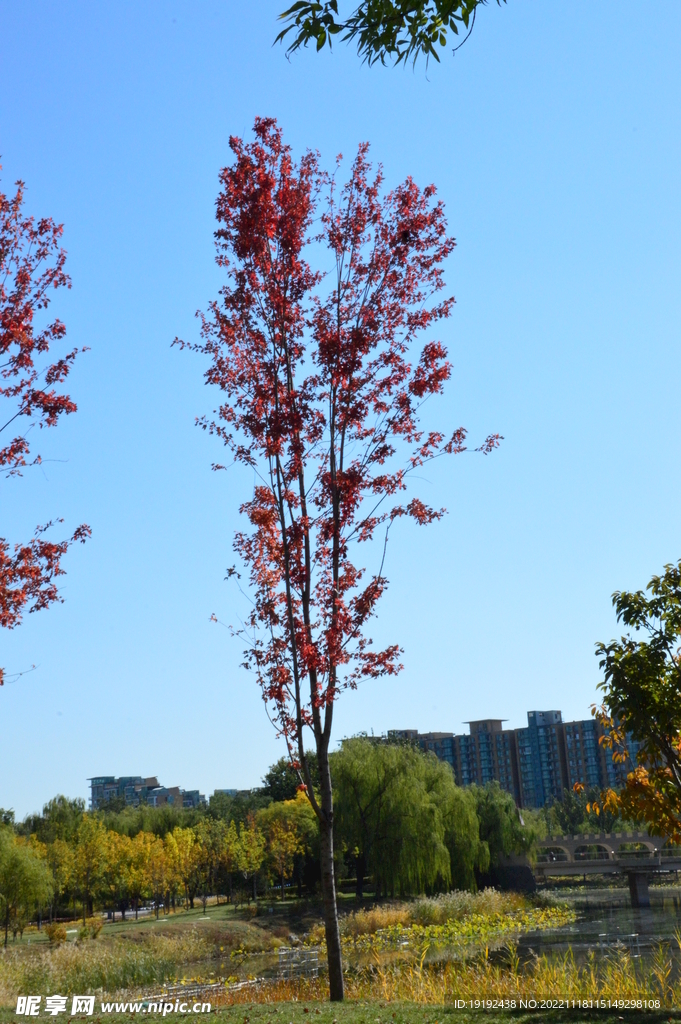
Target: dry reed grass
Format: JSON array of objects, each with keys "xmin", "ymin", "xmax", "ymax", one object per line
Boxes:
[
  {"xmin": 338, "ymin": 890, "xmax": 528, "ymax": 938},
  {"xmin": 214, "ymin": 942, "xmax": 677, "ymax": 1009},
  {"xmin": 340, "ymin": 907, "xmax": 412, "ymax": 938},
  {"xmin": 409, "ymin": 890, "xmax": 527, "ymax": 925},
  {"xmin": 0, "ymin": 930, "xmax": 210, "ymax": 1003}
]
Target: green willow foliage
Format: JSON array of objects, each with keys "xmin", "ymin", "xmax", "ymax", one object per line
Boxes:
[{"xmin": 331, "ymin": 738, "xmax": 491, "ymax": 895}]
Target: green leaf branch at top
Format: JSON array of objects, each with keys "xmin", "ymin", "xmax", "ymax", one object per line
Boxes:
[{"xmin": 276, "ymin": 0, "xmax": 506, "ymax": 66}]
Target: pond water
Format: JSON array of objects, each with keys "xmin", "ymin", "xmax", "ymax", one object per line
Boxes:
[
  {"xmin": 517, "ymin": 886, "xmax": 681, "ymax": 964},
  {"xmin": 180, "ymin": 885, "xmax": 681, "ymax": 986}
]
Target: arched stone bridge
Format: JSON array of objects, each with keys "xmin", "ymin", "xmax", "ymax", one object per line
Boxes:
[{"xmin": 533, "ymin": 831, "xmax": 681, "ymax": 906}]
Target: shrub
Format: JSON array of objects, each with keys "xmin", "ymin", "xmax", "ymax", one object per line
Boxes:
[
  {"xmin": 410, "ymin": 888, "xmax": 524, "ymax": 925},
  {"xmin": 340, "ymin": 905, "xmax": 411, "ymax": 937},
  {"xmin": 44, "ymin": 923, "xmax": 67, "ymax": 945}
]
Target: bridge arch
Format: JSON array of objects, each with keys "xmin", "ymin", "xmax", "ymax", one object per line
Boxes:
[
  {"xmin": 574, "ymin": 844, "xmax": 612, "ymax": 861},
  {"xmin": 617, "ymin": 840, "xmax": 657, "ymax": 858},
  {"xmin": 536, "ymin": 845, "xmax": 570, "ymax": 863}
]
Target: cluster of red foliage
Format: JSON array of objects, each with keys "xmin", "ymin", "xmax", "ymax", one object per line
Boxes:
[
  {"xmin": 0, "ymin": 174, "xmax": 90, "ymax": 683},
  {"xmin": 184, "ymin": 118, "xmax": 499, "ymax": 769}
]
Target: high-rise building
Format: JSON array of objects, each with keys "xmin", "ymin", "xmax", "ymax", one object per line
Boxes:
[
  {"xmin": 564, "ymin": 718, "xmax": 602, "ymax": 790},
  {"xmin": 88, "ymin": 775, "xmax": 205, "ymax": 810},
  {"xmin": 515, "ymin": 711, "xmax": 566, "ymax": 809},
  {"xmin": 414, "ymin": 732, "xmax": 456, "ymax": 770},
  {"xmin": 453, "ymin": 720, "xmax": 521, "ymax": 803},
  {"xmin": 392, "ymin": 708, "xmax": 641, "ymax": 809}
]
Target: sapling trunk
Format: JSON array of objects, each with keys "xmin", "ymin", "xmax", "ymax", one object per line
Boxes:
[{"xmin": 318, "ymin": 748, "xmax": 344, "ymax": 1002}]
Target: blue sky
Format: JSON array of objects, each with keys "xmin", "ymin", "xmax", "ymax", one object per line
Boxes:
[{"xmin": 1, "ymin": 2, "xmax": 680, "ymax": 819}]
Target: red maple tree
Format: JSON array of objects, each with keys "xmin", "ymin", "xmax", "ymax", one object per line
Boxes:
[
  {"xmin": 177, "ymin": 118, "xmax": 499, "ymax": 998},
  {"xmin": 0, "ymin": 173, "xmax": 90, "ymax": 685}
]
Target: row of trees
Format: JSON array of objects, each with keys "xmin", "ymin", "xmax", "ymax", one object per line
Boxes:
[
  {"xmin": 1, "ymin": 738, "xmax": 540, "ymax": 944},
  {"xmin": 0, "ymin": 792, "xmax": 319, "ymax": 942}
]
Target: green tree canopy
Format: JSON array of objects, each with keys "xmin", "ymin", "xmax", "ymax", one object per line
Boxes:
[
  {"xmin": 262, "ymin": 755, "xmax": 320, "ymax": 802},
  {"xmin": 0, "ymin": 830, "xmax": 53, "ymax": 945},
  {"xmin": 331, "ymin": 737, "xmax": 485, "ymax": 895},
  {"xmin": 99, "ymin": 801, "xmax": 204, "ymax": 838},
  {"xmin": 472, "ymin": 782, "xmax": 538, "ymax": 866},
  {"xmin": 594, "ymin": 559, "xmax": 681, "ymax": 838},
  {"xmin": 19, "ymin": 796, "xmax": 85, "ymax": 844},
  {"xmin": 276, "ymin": 0, "xmax": 505, "ymax": 66}
]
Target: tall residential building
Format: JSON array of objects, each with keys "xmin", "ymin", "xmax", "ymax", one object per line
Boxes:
[
  {"xmin": 88, "ymin": 775, "xmax": 205, "ymax": 810},
  {"xmin": 516, "ymin": 711, "xmax": 566, "ymax": 809},
  {"xmin": 392, "ymin": 708, "xmax": 641, "ymax": 809},
  {"xmin": 453, "ymin": 720, "xmax": 520, "ymax": 803},
  {"xmin": 414, "ymin": 732, "xmax": 456, "ymax": 769},
  {"xmin": 564, "ymin": 718, "xmax": 602, "ymax": 790}
]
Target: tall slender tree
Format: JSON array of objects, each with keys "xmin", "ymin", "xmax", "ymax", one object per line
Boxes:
[
  {"xmin": 176, "ymin": 117, "xmax": 499, "ymax": 999},
  {"xmin": 0, "ymin": 173, "xmax": 89, "ymax": 684}
]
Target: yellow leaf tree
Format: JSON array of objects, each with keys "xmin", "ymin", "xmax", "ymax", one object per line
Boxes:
[
  {"xmin": 169, "ymin": 827, "xmax": 199, "ymax": 910},
  {"xmin": 45, "ymin": 838, "xmax": 74, "ymax": 923},
  {"xmin": 148, "ymin": 836, "xmax": 168, "ymax": 919},
  {"xmin": 73, "ymin": 817, "xmax": 107, "ymax": 923},
  {"xmin": 237, "ymin": 817, "xmax": 266, "ymax": 902},
  {"xmin": 128, "ymin": 831, "xmax": 154, "ymax": 919},
  {"xmin": 100, "ymin": 831, "xmax": 132, "ymax": 921}
]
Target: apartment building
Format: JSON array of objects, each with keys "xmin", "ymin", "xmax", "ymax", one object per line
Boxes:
[
  {"xmin": 88, "ymin": 776, "xmax": 206, "ymax": 810},
  {"xmin": 516, "ymin": 710, "xmax": 566, "ymax": 808},
  {"xmin": 453, "ymin": 720, "xmax": 521, "ymax": 803},
  {"xmin": 392, "ymin": 708, "xmax": 641, "ymax": 809}
]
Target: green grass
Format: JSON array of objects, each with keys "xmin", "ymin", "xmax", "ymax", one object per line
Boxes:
[
  {"xmin": 1, "ymin": 1000, "xmax": 680, "ymax": 1024},
  {"xmin": 2, "ymin": 892, "xmax": 679, "ymax": 1019}
]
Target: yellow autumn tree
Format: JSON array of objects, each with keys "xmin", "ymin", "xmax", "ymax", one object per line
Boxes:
[
  {"xmin": 128, "ymin": 831, "xmax": 154, "ymax": 919},
  {"xmin": 237, "ymin": 816, "xmax": 266, "ymax": 902},
  {"xmin": 147, "ymin": 836, "xmax": 168, "ymax": 918},
  {"xmin": 101, "ymin": 831, "xmax": 132, "ymax": 920},
  {"xmin": 73, "ymin": 817, "xmax": 107, "ymax": 923},
  {"xmin": 169, "ymin": 827, "xmax": 199, "ymax": 909}
]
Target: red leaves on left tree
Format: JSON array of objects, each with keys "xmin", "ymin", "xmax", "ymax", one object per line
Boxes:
[{"xmin": 0, "ymin": 172, "xmax": 90, "ymax": 684}]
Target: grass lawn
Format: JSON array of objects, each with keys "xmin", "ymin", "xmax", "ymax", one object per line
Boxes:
[
  {"xmin": 1, "ymin": 1001, "xmax": 681, "ymax": 1024},
  {"xmin": 7, "ymin": 897, "xmax": 318, "ymax": 953}
]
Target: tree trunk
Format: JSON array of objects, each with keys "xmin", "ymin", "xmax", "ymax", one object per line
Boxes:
[
  {"xmin": 317, "ymin": 752, "xmax": 344, "ymax": 1001},
  {"xmin": 281, "ymin": 871, "xmax": 285, "ymax": 901},
  {"xmin": 135, "ymin": 898, "xmax": 139, "ymax": 921},
  {"xmin": 355, "ymin": 852, "xmax": 366, "ymax": 900}
]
